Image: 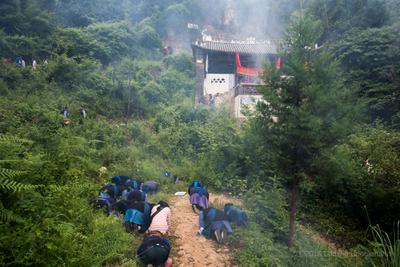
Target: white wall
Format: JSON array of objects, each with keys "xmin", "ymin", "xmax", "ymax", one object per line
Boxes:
[
  {"xmin": 234, "ymin": 94, "xmax": 264, "ymax": 118},
  {"xmin": 204, "ymin": 74, "xmax": 235, "ymax": 96}
]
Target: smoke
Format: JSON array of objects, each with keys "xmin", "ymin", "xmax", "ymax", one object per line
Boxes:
[
  {"xmin": 158, "ymin": 3, "xmax": 193, "ymax": 53},
  {"xmin": 157, "ymin": 0, "xmax": 300, "ymax": 53},
  {"xmin": 193, "ymin": 0, "xmax": 300, "ymax": 40},
  {"xmin": 53, "ymin": 0, "xmax": 301, "ymax": 54}
]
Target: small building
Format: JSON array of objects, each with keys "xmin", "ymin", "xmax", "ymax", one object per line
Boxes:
[{"xmin": 191, "ymin": 37, "xmax": 280, "ymax": 119}]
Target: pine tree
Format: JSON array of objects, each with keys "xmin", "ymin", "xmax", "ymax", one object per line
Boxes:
[{"xmin": 259, "ymin": 13, "xmax": 359, "ymax": 250}]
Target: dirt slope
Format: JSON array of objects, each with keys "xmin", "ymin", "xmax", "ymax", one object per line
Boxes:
[{"xmin": 170, "ymin": 194, "xmax": 238, "ymax": 267}]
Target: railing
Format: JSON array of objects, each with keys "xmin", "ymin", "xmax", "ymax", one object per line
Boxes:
[
  {"xmin": 233, "ymin": 83, "xmax": 262, "ymax": 97},
  {"xmin": 194, "ymin": 39, "xmax": 283, "ymax": 46}
]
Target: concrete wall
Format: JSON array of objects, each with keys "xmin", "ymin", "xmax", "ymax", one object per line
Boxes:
[
  {"xmin": 195, "ymin": 63, "xmax": 205, "ymax": 104},
  {"xmin": 234, "ymin": 94, "xmax": 264, "ymax": 119},
  {"xmin": 203, "ymin": 74, "xmax": 235, "ymax": 96}
]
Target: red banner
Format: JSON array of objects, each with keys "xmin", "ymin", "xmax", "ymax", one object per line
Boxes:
[
  {"xmin": 276, "ymin": 56, "xmax": 281, "ymax": 70},
  {"xmin": 236, "ymin": 52, "xmax": 263, "ymax": 77}
]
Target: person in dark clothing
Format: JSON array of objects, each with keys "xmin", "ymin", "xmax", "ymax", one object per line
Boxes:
[
  {"xmin": 188, "ymin": 180, "xmax": 205, "ymax": 195},
  {"xmin": 100, "ymin": 183, "xmax": 119, "ymax": 199},
  {"xmin": 15, "ymin": 56, "xmax": 22, "ymax": 67},
  {"xmin": 128, "ymin": 201, "xmax": 152, "ymax": 214},
  {"xmin": 113, "ymin": 198, "xmax": 149, "ymax": 216},
  {"xmin": 112, "ymin": 199, "xmax": 129, "ymax": 215},
  {"xmin": 116, "ymin": 177, "xmax": 143, "ymax": 201},
  {"xmin": 126, "ymin": 189, "xmax": 146, "ymax": 203},
  {"xmin": 80, "ymin": 107, "xmax": 87, "ymax": 118},
  {"xmin": 198, "ymin": 207, "xmax": 233, "ymax": 244},
  {"xmin": 61, "ymin": 106, "xmax": 69, "ymax": 118},
  {"xmin": 172, "ymin": 175, "xmax": 179, "ymax": 184},
  {"xmin": 136, "ymin": 235, "xmax": 171, "ymax": 267},
  {"xmin": 141, "ymin": 181, "xmax": 160, "ymax": 194},
  {"xmin": 79, "ymin": 106, "xmax": 86, "ymax": 125},
  {"xmin": 111, "ymin": 175, "xmax": 131, "ymax": 185},
  {"xmin": 123, "ymin": 201, "xmax": 152, "ymax": 233},
  {"xmin": 224, "ymin": 203, "xmax": 248, "ymax": 227},
  {"xmin": 124, "ymin": 178, "xmax": 142, "ymax": 190},
  {"xmin": 92, "ymin": 190, "xmax": 116, "ymax": 216},
  {"xmin": 188, "ymin": 180, "xmax": 209, "ymax": 212}
]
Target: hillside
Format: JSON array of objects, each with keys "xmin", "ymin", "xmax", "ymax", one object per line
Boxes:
[{"xmin": 1, "ymin": 0, "xmax": 400, "ymax": 266}]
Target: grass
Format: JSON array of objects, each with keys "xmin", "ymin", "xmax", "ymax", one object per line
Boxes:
[{"xmin": 368, "ymin": 221, "xmax": 400, "ymax": 267}]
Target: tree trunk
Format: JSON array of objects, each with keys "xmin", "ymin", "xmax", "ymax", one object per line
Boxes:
[{"xmin": 288, "ymin": 174, "xmax": 300, "ymax": 250}]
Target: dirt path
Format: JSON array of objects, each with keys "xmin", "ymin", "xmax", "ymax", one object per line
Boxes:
[{"xmin": 170, "ymin": 193, "xmax": 237, "ymax": 267}]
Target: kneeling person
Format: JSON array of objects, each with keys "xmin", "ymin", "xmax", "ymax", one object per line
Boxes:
[
  {"xmin": 123, "ymin": 201, "xmax": 151, "ymax": 233},
  {"xmin": 137, "ymin": 234, "xmax": 171, "ymax": 267},
  {"xmin": 198, "ymin": 207, "xmax": 233, "ymax": 244},
  {"xmin": 148, "ymin": 201, "xmax": 171, "ymax": 235},
  {"xmin": 224, "ymin": 203, "xmax": 248, "ymax": 227},
  {"xmin": 188, "ymin": 180, "xmax": 209, "ymax": 211}
]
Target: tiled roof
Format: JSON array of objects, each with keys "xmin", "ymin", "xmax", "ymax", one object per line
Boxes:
[{"xmin": 192, "ymin": 40, "xmax": 278, "ymax": 54}]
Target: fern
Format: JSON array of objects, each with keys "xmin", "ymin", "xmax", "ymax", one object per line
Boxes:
[
  {"xmin": 0, "ymin": 167, "xmax": 24, "ymax": 179},
  {"xmin": 0, "ymin": 167, "xmax": 41, "ymax": 223},
  {"xmin": 0, "ymin": 135, "xmax": 32, "ymax": 145},
  {"xmin": 0, "ymin": 208, "xmax": 23, "ymax": 223},
  {"xmin": 0, "ymin": 167, "xmax": 38, "ymax": 192},
  {"xmin": 0, "ymin": 177, "xmax": 39, "ymax": 192}
]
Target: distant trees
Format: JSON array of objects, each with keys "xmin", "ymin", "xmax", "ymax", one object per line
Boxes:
[
  {"xmin": 0, "ymin": 0, "xmax": 54, "ymax": 36},
  {"xmin": 307, "ymin": 0, "xmax": 389, "ymax": 41},
  {"xmin": 54, "ymin": 0, "xmax": 129, "ymax": 27},
  {"xmin": 331, "ymin": 25, "xmax": 400, "ymax": 126},
  {"xmin": 306, "ymin": 0, "xmax": 400, "ymax": 127}
]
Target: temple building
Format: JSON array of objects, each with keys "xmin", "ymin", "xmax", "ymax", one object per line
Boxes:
[{"xmin": 191, "ymin": 36, "xmax": 280, "ymax": 119}]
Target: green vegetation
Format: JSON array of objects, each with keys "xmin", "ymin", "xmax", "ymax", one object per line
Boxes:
[
  {"xmin": 0, "ymin": 0, "xmax": 399, "ymax": 266},
  {"xmin": 368, "ymin": 222, "xmax": 400, "ymax": 267}
]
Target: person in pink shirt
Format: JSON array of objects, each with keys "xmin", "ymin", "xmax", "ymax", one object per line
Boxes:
[{"xmin": 148, "ymin": 201, "xmax": 171, "ymax": 235}]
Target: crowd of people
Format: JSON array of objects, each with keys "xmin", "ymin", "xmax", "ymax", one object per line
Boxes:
[
  {"xmin": 13, "ymin": 56, "xmax": 48, "ymax": 69},
  {"xmin": 188, "ymin": 180, "xmax": 248, "ymax": 244},
  {"xmin": 93, "ymin": 176, "xmax": 171, "ymax": 267},
  {"xmin": 92, "ymin": 175, "xmax": 248, "ymax": 266}
]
